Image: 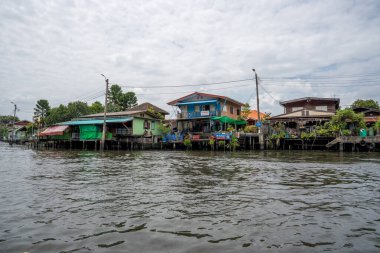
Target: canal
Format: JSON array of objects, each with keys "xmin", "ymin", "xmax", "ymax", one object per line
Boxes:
[{"xmin": 0, "ymin": 142, "xmax": 379, "ymax": 252}]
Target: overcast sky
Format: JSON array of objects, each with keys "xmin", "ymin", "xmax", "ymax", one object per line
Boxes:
[{"xmin": 1, "ymin": 0, "xmax": 379, "ymax": 120}]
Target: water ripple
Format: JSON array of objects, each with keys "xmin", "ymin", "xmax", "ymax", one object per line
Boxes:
[{"xmin": 0, "ymin": 143, "xmax": 379, "ymax": 252}]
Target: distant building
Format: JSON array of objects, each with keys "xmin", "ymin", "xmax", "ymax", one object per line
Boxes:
[
  {"xmin": 246, "ymin": 110, "xmax": 267, "ymax": 125},
  {"xmin": 269, "ymin": 97, "xmax": 340, "ymax": 135},
  {"xmin": 167, "ymin": 92, "xmax": 244, "ymax": 133},
  {"xmin": 352, "ymin": 107, "xmax": 380, "ymax": 124}
]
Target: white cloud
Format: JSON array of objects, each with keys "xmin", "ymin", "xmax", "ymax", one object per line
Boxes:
[{"xmin": 0, "ymin": 0, "xmax": 379, "ymax": 120}]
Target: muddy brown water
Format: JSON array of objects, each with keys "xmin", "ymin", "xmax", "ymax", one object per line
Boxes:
[{"xmin": 0, "ymin": 142, "xmax": 379, "ymax": 252}]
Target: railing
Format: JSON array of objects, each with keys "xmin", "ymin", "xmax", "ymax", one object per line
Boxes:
[
  {"xmin": 177, "ymin": 110, "xmax": 219, "ymax": 119},
  {"xmin": 71, "ymin": 133, "xmax": 80, "ymax": 139},
  {"xmin": 115, "ymin": 128, "xmax": 132, "ymax": 136}
]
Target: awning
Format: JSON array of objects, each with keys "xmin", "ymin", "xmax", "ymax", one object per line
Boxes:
[
  {"xmin": 59, "ymin": 117, "xmax": 133, "ymax": 126},
  {"xmin": 40, "ymin": 125, "xmax": 69, "ymax": 136},
  {"xmin": 211, "ymin": 116, "xmax": 246, "ymax": 125},
  {"xmin": 176, "ymin": 100, "xmax": 217, "ymax": 106}
]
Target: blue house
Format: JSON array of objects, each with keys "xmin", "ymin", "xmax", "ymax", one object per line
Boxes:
[{"xmin": 167, "ymin": 92, "xmax": 244, "ymax": 134}]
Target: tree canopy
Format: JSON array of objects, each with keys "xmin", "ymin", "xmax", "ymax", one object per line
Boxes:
[
  {"xmin": 44, "ymin": 101, "xmax": 104, "ymax": 126},
  {"xmin": 108, "ymin": 84, "xmax": 138, "ymax": 111},
  {"xmin": 0, "ymin": 115, "xmax": 20, "ymax": 125},
  {"xmin": 351, "ymin": 99, "xmax": 379, "ymax": 109},
  {"xmin": 241, "ymin": 103, "xmax": 251, "ymax": 120},
  {"xmin": 34, "ymin": 99, "xmax": 51, "ymax": 127}
]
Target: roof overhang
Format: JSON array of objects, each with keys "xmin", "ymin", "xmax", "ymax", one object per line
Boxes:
[
  {"xmin": 59, "ymin": 117, "xmax": 133, "ymax": 126},
  {"xmin": 176, "ymin": 100, "xmax": 218, "ymax": 106},
  {"xmin": 40, "ymin": 125, "xmax": 69, "ymax": 136}
]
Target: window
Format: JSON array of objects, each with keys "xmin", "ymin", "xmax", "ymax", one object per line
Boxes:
[
  {"xmin": 223, "ymin": 105, "xmax": 227, "ymax": 112},
  {"xmin": 195, "ymin": 105, "xmax": 200, "ymax": 112},
  {"xmin": 230, "ymin": 106, "xmax": 234, "ymax": 114},
  {"xmin": 237, "ymin": 109, "xmax": 241, "ymax": 116},
  {"xmin": 202, "ymin": 105, "xmax": 210, "ymax": 111},
  {"xmin": 210, "ymin": 104, "xmax": 215, "ymax": 111},
  {"xmin": 316, "ymin": 105, "xmax": 327, "ymax": 111},
  {"xmin": 301, "ymin": 110, "xmax": 310, "ymax": 116},
  {"xmin": 292, "ymin": 107, "xmax": 303, "ymax": 112},
  {"xmin": 151, "ymin": 121, "xmax": 156, "ymax": 130},
  {"xmin": 181, "ymin": 105, "xmax": 187, "ymax": 112},
  {"xmin": 144, "ymin": 120, "xmax": 150, "ymax": 129}
]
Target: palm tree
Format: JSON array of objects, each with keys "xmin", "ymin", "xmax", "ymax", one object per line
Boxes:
[{"xmin": 34, "ymin": 99, "xmax": 50, "ymax": 127}]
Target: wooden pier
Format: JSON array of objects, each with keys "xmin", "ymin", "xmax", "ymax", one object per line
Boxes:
[{"xmin": 326, "ymin": 136, "xmax": 380, "ymax": 151}]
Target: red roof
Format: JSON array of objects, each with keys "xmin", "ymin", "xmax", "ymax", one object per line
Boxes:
[
  {"xmin": 247, "ymin": 110, "xmax": 266, "ymax": 121},
  {"xmin": 167, "ymin": 92, "xmax": 244, "ymax": 106},
  {"xmin": 40, "ymin": 125, "xmax": 69, "ymax": 136}
]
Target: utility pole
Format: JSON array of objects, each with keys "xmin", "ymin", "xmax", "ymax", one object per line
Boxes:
[
  {"xmin": 252, "ymin": 69, "xmax": 264, "ymax": 150},
  {"xmin": 10, "ymin": 102, "xmax": 18, "ymax": 145},
  {"xmin": 100, "ymin": 74, "xmax": 109, "ymax": 151},
  {"xmin": 252, "ymin": 69, "xmax": 261, "ymax": 124}
]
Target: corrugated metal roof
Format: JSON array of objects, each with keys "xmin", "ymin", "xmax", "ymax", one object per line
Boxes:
[
  {"xmin": 40, "ymin": 125, "xmax": 69, "ymax": 136},
  {"xmin": 59, "ymin": 117, "xmax": 133, "ymax": 125}
]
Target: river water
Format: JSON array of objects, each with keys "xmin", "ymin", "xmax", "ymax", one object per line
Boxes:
[{"xmin": 0, "ymin": 142, "xmax": 379, "ymax": 253}]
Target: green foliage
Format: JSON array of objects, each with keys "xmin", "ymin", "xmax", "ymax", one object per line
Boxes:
[
  {"xmin": 0, "ymin": 115, "xmax": 19, "ymax": 124},
  {"xmin": 301, "ymin": 132, "xmax": 316, "ymax": 140},
  {"xmin": 183, "ymin": 137, "xmax": 192, "ymax": 149},
  {"xmin": 376, "ymin": 121, "xmax": 380, "ymax": 129},
  {"xmin": 270, "ymin": 132, "xmax": 285, "ymax": 140},
  {"xmin": 241, "ymin": 103, "xmax": 251, "ymax": 120},
  {"xmin": 351, "ymin": 99, "xmax": 379, "ymax": 109},
  {"xmin": 341, "ymin": 129, "xmax": 352, "ymax": 136},
  {"xmin": 88, "ymin": 101, "xmax": 104, "ymax": 114},
  {"xmin": 218, "ymin": 140, "xmax": 225, "ymax": 147},
  {"xmin": 158, "ymin": 123, "xmax": 171, "ymax": 136},
  {"xmin": 147, "ymin": 106, "xmax": 165, "ymax": 120},
  {"xmin": 226, "ymin": 126, "xmax": 234, "ymax": 132},
  {"xmin": 108, "ymin": 84, "xmax": 138, "ymax": 111},
  {"xmin": 228, "ymin": 135, "xmax": 239, "ymax": 151},
  {"xmin": 331, "ymin": 108, "xmax": 365, "ymax": 131},
  {"xmin": 34, "ymin": 99, "xmax": 50, "ymax": 127},
  {"xmin": 45, "ymin": 101, "xmax": 91, "ymax": 126},
  {"xmin": 244, "ymin": 125, "xmax": 258, "ymax": 133},
  {"xmin": 314, "ymin": 125, "xmax": 335, "ymax": 137},
  {"xmin": 0, "ymin": 125, "xmax": 8, "ymax": 139}
]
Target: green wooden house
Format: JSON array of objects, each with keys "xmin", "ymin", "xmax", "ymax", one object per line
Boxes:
[{"xmin": 40, "ymin": 103, "xmax": 169, "ymax": 142}]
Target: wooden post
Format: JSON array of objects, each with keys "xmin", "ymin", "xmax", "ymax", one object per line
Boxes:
[{"xmin": 339, "ymin": 142, "xmax": 344, "ymax": 152}]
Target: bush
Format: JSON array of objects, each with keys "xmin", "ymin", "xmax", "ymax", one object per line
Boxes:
[
  {"xmin": 341, "ymin": 129, "xmax": 351, "ymax": 136},
  {"xmin": 244, "ymin": 125, "xmax": 258, "ymax": 133},
  {"xmin": 301, "ymin": 132, "xmax": 316, "ymax": 140},
  {"xmin": 270, "ymin": 132, "xmax": 285, "ymax": 140},
  {"xmin": 183, "ymin": 138, "xmax": 192, "ymax": 148}
]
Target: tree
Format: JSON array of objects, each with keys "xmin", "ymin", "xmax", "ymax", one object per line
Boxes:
[
  {"xmin": 34, "ymin": 99, "xmax": 50, "ymax": 127},
  {"xmin": 122, "ymin": 91, "xmax": 138, "ymax": 109},
  {"xmin": 88, "ymin": 101, "xmax": 104, "ymax": 114},
  {"xmin": 351, "ymin": 99, "xmax": 379, "ymax": 109},
  {"xmin": 0, "ymin": 115, "xmax": 19, "ymax": 125},
  {"xmin": 108, "ymin": 84, "xmax": 138, "ymax": 111},
  {"xmin": 45, "ymin": 101, "xmax": 92, "ymax": 126},
  {"xmin": 241, "ymin": 103, "xmax": 251, "ymax": 120}
]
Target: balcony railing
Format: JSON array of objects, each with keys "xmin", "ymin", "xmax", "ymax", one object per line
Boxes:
[{"xmin": 177, "ymin": 110, "xmax": 219, "ymax": 119}]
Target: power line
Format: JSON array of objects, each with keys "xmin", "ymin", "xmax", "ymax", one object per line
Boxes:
[
  {"xmin": 259, "ymin": 83, "xmax": 281, "ymax": 103},
  {"xmin": 261, "ymin": 72, "xmax": 380, "ymax": 80},
  {"xmin": 120, "ymin": 78, "xmax": 253, "ymax": 89}
]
